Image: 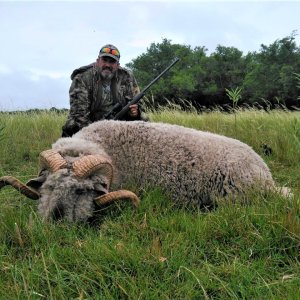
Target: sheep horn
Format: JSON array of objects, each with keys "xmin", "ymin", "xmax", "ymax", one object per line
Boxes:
[
  {"xmin": 39, "ymin": 150, "xmax": 67, "ymax": 172},
  {"xmin": 73, "ymin": 155, "xmax": 113, "ymax": 183},
  {"xmin": 94, "ymin": 190, "xmax": 140, "ymax": 207},
  {"xmin": 0, "ymin": 176, "xmax": 40, "ymax": 200}
]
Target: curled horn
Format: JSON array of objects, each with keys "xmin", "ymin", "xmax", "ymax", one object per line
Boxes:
[
  {"xmin": 0, "ymin": 176, "xmax": 40, "ymax": 200},
  {"xmin": 73, "ymin": 155, "xmax": 113, "ymax": 183},
  {"xmin": 39, "ymin": 150, "xmax": 67, "ymax": 172},
  {"xmin": 94, "ymin": 190, "xmax": 140, "ymax": 207}
]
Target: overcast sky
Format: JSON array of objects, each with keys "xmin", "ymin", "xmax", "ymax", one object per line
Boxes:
[{"xmin": 0, "ymin": 0, "xmax": 299, "ymax": 111}]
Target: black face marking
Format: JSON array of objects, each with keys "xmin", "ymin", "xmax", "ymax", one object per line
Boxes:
[
  {"xmin": 52, "ymin": 203, "xmax": 65, "ymax": 221},
  {"xmin": 75, "ymin": 188, "xmax": 85, "ymax": 195}
]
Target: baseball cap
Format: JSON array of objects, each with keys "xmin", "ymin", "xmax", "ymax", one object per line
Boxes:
[{"xmin": 98, "ymin": 44, "xmax": 120, "ymax": 61}]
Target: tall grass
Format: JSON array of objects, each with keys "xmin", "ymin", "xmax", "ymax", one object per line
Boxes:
[
  {"xmin": 0, "ymin": 109, "xmax": 299, "ymax": 299},
  {"xmin": 0, "ymin": 111, "xmax": 65, "ymax": 177}
]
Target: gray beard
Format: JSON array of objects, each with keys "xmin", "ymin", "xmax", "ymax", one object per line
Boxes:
[{"xmin": 100, "ymin": 71, "xmax": 114, "ymax": 80}]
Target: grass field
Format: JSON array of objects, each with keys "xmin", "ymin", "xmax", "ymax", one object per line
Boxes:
[{"xmin": 0, "ymin": 109, "xmax": 299, "ymax": 299}]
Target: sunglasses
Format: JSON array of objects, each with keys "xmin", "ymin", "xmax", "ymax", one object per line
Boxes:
[{"xmin": 100, "ymin": 47, "xmax": 120, "ymax": 58}]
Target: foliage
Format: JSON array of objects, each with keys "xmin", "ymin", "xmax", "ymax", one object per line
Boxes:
[
  {"xmin": 294, "ymin": 72, "xmax": 300, "ymax": 101},
  {"xmin": 0, "ymin": 123, "xmax": 4, "ymax": 142},
  {"xmin": 127, "ymin": 38, "xmax": 207, "ymax": 108},
  {"xmin": 126, "ymin": 32, "xmax": 300, "ymax": 110},
  {"xmin": 242, "ymin": 34, "xmax": 300, "ymax": 106},
  {"xmin": 0, "ymin": 110, "xmax": 299, "ymax": 298},
  {"xmin": 225, "ymin": 87, "xmax": 242, "ymax": 109}
]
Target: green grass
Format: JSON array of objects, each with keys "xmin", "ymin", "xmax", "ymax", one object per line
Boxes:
[{"xmin": 0, "ymin": 109, "xmax": 299, "ymax": 299}]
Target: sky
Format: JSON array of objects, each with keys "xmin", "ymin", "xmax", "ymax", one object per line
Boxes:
[{"xmin": 0, "ymin": 0, "xmax": 300, "ymax": 111}]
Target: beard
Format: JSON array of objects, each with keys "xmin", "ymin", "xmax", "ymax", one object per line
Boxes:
[
  {"xmin": 101, "ymin": 72, "xmax": 114, "ymax": 80},
  {"xmin": 100, "ymin": 67, "xmax": 116, "ymax": 80}
]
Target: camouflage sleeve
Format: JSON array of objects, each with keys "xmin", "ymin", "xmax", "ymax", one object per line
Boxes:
[
  {"xmin": 131, "ymin": 72, "xmax": 149, "ymax": 121},
  {"xmin": 120, "ymin": 69, "xmax": 140, "ymax": 99},
  {"xmin": 123, "ymin": 71, "xmax": 148, "ymax": 121},
  {"xmin": 131, "ymin": 73, "xmax": 140, "ymax": 96},
  {"xmin": 62, "ymin": 75, "xmax": 92, "ymax": 136}
]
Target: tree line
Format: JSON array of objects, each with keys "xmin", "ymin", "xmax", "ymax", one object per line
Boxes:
[{"xmin": 126, "ymin": 33, "xmax": 300, "ymax": 110}]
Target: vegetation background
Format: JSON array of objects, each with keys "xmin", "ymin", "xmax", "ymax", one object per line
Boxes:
[
  {"xmin": 0, "ymin": 109, "xmax": 299, "ymax": 299},
  {"xmin": 126, "ymin": 33, "xmax": 300, "ymax": 111}
]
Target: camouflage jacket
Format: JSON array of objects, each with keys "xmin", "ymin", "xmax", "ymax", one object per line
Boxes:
[{"xmin": 62, "ymin": 63, "xmax": 144, "ymax": 137}]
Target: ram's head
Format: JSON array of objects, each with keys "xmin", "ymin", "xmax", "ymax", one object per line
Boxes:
[{"xmin": 0, "ymin": 150, "xmax": 139, "ymax": 222}]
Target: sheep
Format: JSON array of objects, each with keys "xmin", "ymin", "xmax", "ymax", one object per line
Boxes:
[{"xmin": 0, "ymin": 120, "xmax": 288, "ymax": 222}]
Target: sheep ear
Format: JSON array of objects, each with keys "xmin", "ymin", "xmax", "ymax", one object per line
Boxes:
[{"xmin": 26, "ymin": 169, "xmax": 48, "ymax": 190}]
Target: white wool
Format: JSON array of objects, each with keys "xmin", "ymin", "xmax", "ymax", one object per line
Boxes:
[{"xmin": 63, "ymin": 120, "xmax": 276, "ymax": 207}]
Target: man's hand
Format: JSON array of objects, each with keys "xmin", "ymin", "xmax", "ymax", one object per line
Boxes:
[{"xmin": 129, "ymin": 104, "xmax": 139, "ymax": 117}]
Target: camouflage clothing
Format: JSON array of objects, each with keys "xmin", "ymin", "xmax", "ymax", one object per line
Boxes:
[{"xmin": 62, "ymin": 63, "xmax": 144, "ymax": 137}]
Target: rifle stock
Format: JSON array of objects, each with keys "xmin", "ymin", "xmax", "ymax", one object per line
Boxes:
[{"xmin": 112, "ymin": 57, "xmax": 180, "ymax": 120}]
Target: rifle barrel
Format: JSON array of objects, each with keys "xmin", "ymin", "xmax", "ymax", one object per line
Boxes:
[{"xmin": 140, "ymin": 57, "xmax": 180, "ymax": 94}]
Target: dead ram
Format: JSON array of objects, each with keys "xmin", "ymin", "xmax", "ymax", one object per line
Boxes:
[{"xmin": 0, "ymin": 120, "xmax": 289, "ymax": 222}]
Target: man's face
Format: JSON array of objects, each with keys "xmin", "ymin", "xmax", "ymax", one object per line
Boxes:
[{"xmin": 96, "ymin": 56, "xmax": 119, "ymax": 80}]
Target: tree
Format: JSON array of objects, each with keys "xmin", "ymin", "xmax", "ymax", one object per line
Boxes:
[
  {"xmin": 126, "ymin": 38, "xmax": 207, "ymax": 107},
  {"xmin": 242, "ymin": 33, "xmax": 300, "ymax": 107},
  {"xmin": 196, "ymin": 45, "xmax": 246, "ymax": 107},
  {"xmin": 126, "ymin": 33, "xmax": 300, "ymax": 110}
]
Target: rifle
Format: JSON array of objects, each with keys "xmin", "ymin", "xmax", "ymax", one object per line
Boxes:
[{"xmin": 104, "ymin": 57, "xmax": 180, "ymax": 120}]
